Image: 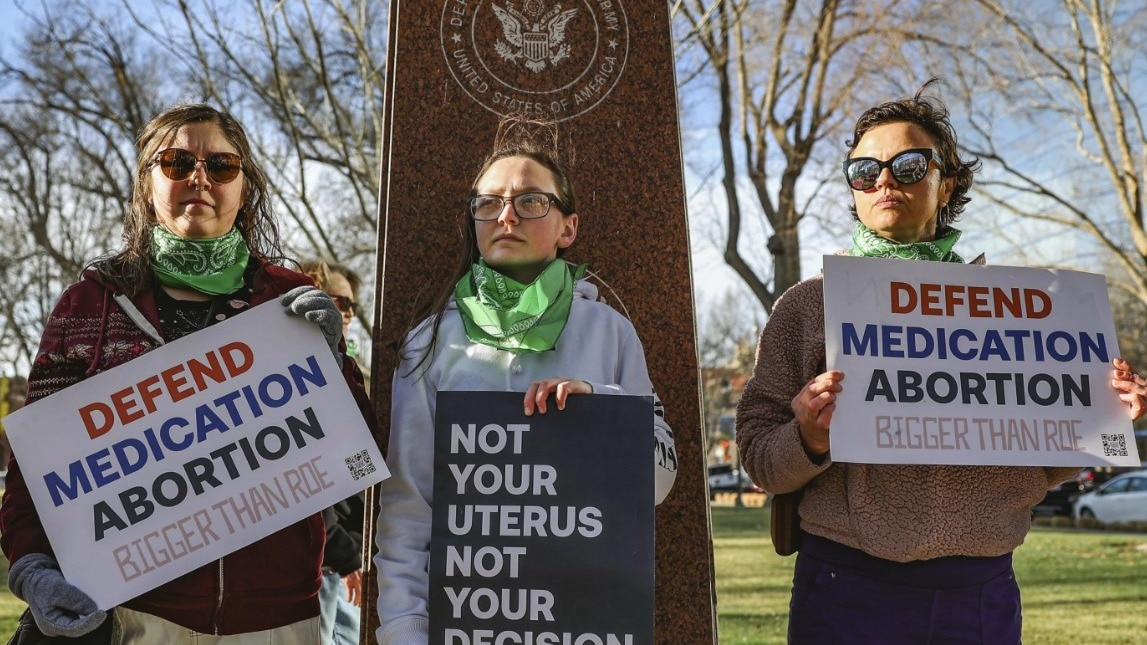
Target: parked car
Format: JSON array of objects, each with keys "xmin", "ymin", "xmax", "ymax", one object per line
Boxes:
[
  {"xmin": 1033, "ymin": 478, "xmax": 1083, "ymax": 516},
  {"xmin": 1073, "ymin": 469, "xmax": 1147, "ymax": 523},
  {"xmin": 707, "ymin": 463, "xmax": 762, "ymax": 497},
  {"xmin": 1034, "ymin": 466, "xmax": 1145, "ymax": 516},
  {"xmin": 1075, "ymin": 466, "xmax": 1140, "ymax": 492}
]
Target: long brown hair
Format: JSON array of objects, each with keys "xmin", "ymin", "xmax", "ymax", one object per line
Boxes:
[
  {"xmin": 396, "ymin": 116, "xmax": 578, "ymax": 373},
  {"xmin": 95, "ymin": 103, "xmax": 281, "ymax": 293}
]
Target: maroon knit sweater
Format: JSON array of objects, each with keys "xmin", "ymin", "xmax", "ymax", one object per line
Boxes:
[{"xmin": 1, "ymin": 260, "xmax": 377, "ymax": 634}]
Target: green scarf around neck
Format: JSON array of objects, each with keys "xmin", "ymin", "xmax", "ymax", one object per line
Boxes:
[
  {"xmin": 150, "ymin": 226, "xmax": 250, "ymax": 295},
  {"xmin": 848, "ymin": 222, "xmax": 965, "ymax": 263},
  {"xmin": 454, "ymin": 259, "xmax": 587, "ymax": 353}
]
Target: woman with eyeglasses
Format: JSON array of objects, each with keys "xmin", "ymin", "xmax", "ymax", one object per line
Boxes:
[
  {"xmin": 0, "ymin": 104, "xmax": 374, "ymax": 643},
  {"xmin": 735, "ymin": 80, "xmax": 1147, "ymax": 644},
  {"xmin": 373, "ymin": 117, "xmax": 678, "ymax": 645}
]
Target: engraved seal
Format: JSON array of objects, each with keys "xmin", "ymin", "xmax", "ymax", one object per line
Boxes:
[{"xmin": 441, "ymin": 0, "xmax": 629, "ymax": 121}]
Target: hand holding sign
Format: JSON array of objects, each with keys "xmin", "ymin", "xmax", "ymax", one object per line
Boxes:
[
  {"xmin": 790, "ymin": 371, "xmax": 844, "ymax": 458},
  {"xmin": 9, "ymin": 554, "xmax": 106, "ymax": 637},
  {"xmin": 1110, "ymin": 357, "xmax": 1147, "ymax": 420},
  {"xmin": 281, "ymin": 286, "xmax": 344, "ymax": 364},
  {"xmin": 523, "ymin": 377, "xmax": 592, "ymax": 415}
]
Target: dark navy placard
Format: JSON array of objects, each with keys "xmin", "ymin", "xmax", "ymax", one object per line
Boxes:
[{"xmin": 429, "ymin": 391, "xmax": 654, "ymax": 644}]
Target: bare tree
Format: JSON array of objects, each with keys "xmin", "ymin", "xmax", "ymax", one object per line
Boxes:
[
  {"xmin": 696, "ymin": 287, "xmax": 762, "ymax": 370},
  {"xmin": 0, "ymin": 4, "xmax": 158, "ymax": 369},
  {"xmin": 695, "ymin": 287, "xmax": 761, "ymax": 465},
  {"xmin": 898, "ymin": 0, "xmax": 1147, "ymax": 391},
  {"xmin": 932, "ymin": 0, "xmax": 1146, "ymax": 302},
  {"xmin": 673, "ymin": 0, "xmax": 944, "ymax": 313}
]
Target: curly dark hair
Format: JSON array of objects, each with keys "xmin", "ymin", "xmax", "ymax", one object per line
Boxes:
[
  {"xmin": 95, "ymin": 103, "xmax": 281, "ymax": 293},
  {"xmin": 846, "ymin": 78, "xmax": 980, "ymax": 228}
]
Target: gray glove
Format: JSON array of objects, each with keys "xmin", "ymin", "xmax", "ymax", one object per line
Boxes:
[
  {"xmin": 281, "ymin": 285, "xmax": 343, "ymax": 366},
  {"xmin": 8, "ymin": 553, "xmax": 106, "ymax": 637}
]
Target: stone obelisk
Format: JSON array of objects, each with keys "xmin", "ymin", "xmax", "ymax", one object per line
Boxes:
[{"xmin": 367, "ymin": 0, "xmax": 716, "ymax": 641}]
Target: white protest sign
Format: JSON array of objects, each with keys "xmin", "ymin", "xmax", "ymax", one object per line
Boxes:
[
  {"xmin": 824, "ymin": 255, "xmax": 1141, "ymax": 467},
  {"xmin": 3, "ymin": 300, "xmax": 388, "ymax": 609}
]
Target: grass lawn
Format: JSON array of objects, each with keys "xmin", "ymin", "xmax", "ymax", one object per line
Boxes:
[
  {"xmin": 0, "ymin": 507, "xmax": 1143, "ymax": 641},
  {"xmin": 712, "ymin": 505, "xmax": 1147, "ymax": 644},
  {"xmin": 0, "ymin": 556, "xmax": 23, "ymax": 638}
]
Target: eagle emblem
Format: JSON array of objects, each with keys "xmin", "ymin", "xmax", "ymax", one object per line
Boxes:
[{"xmin": 491, "ymin": 1, "xmax": 578, "ymax": 72}]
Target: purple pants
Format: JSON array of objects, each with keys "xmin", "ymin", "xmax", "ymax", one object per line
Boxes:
[{"xmin": 788, "ymin": 535, "xmax": 1022, "ymax": 644}]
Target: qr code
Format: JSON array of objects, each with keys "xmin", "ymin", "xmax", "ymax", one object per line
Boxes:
[
  {"xmin": 1100, "ymin": 433, "xmax": 1128, "ymax": 457},
  {"xmin": 345, "ymin": 450, "xmax": 377, "ymax": 480}
]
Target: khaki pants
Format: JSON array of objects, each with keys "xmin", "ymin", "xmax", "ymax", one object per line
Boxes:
[{"xmin": 114, "ymin": 607, "xmax": 321, "ymax": 644}]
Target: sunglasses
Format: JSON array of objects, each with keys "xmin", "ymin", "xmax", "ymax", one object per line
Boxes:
[
  {"xmin": 153, "ymin": 148, "xmax": 244, "ymax": 184},
  {"xmin": 843, "ymin": 148, "xmax": 941, "ymax": 191},
  {"xmin": 331, "ymin": 295, "xmax": 358, "ymax": 315}
]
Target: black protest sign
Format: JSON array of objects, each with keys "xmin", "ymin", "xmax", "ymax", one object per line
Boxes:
[{"xmin": 430, "ymin": 391, "xmax": 654, "ymax": 645}]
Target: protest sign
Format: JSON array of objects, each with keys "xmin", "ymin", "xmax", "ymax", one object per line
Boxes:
[
  {"xmin": 824, "ymin": 255, "xmax": 1141, "ymax": 467},
  {"xmin": 2, "ymin": 300, "xmax": 388, "ymax": 609},
  {"xmin": 430, "ymin": 391, "xmax": 654, "ymax": 645}
]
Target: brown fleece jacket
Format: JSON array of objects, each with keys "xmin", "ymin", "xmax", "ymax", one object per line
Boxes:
[{"xmin": 736, "ymin": 274, "xmax": 1079, "ymax": 562}]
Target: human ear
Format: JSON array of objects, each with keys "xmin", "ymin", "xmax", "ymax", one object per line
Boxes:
[
  {"xmin": 557, "ymin": 212, "xmax": 578, "ymax": 249},
  {"xmin": 937, "ymin": 175, "xmax": 956, "ymax": 210}
]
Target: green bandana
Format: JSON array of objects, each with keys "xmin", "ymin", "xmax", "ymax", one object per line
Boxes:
[
  {"xmin": 848, "ymin": 222, "xmax": 965, "ymax": 263},
  {"xmin": 454, "ymin": 259, "xmax": 587, "ymax": 353},
  {"xmin": 150, "ymin": 226, "xmax": 250, "ymax": 295}
]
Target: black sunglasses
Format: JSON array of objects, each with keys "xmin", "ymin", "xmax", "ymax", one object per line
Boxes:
[
  {"xmin": 843, "ymin": 148, "xmax": 941, "ymax": 191},
  {"xmin": 153, "ymin": 148, "xmax": 244, "ymax": 184},
  {"xmin": 331, "ymin": 295, "xmax": 358, "ymax": 314}
]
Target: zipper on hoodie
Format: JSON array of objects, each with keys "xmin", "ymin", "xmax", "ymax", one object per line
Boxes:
[
  {"xmin": 213, "ymin": 558, "xmax": 224, "ymax": 634},
  {"xmin": 504, "ymin": 352, "xmax": 519, "ymax": 391}
]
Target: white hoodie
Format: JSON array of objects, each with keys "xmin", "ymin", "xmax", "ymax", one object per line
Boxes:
[{"xmin": 374, "ymin": 279, "xmax": 678, "ymax": 645}]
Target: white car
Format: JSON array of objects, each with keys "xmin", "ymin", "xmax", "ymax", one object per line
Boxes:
[
  {"xmin": 1073, "ymin": 469, "xmax": 1147, "ymax": 523},
  {"xmin": 707, "ymin": 463, "xmax": 761, "ymax": 498}
]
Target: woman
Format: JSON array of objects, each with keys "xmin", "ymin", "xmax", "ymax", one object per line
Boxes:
[
  {"xmin": 0, "ymin": 104, "xmax": 374, "ymax": 643},
  {"xmin": 735, "ymin": 80, "xmax": 1147, "ymax": 644},
  {"xmin": 301, "ymin": 260, "xmax": 365, "ymax": 362},
  {"xmin": 374, "ymin": 117, "xmax": 678, "ymax": 644},
  {"xmin": 300, "ymin": 258, "xmax": 367, "ymax": 645}
]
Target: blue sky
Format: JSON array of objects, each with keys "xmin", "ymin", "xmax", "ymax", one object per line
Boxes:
[{"xmin": 0, "ymin": 2, "xmax": 26, "ymax": 53}]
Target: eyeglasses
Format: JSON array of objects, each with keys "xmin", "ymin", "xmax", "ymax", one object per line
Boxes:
[
  {"xmin": 153, "ymin": 148, "xmax": 244, "ymax": 184},
  {"xmin": 331, "ymin": 295, "xmax": 358, "ymax": 315},
  {"xmin": 843, "ymin": 148, "xmax": 941, "ymax": 191},
  {"xmin": 469, "ymin": 192, "xmax": 564, "ymax": 221}
]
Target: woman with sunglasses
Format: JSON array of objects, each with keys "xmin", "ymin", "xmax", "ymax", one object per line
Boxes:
[
  {"xmin": 0, "ymin": 104, "xmax": 374, "ymax": 643},
  {"xmin": 299, "ymin": 258, "xmax": 368, "ymax": 645},
  {"xmin": 373, "ymin": 117, "xmax": 678, "ymax": 645},
  {"xmin": 736, "ymin": 80, "xmax": 1147, "ymax": 644},
  {"xmin": 301, "ymin": 260, "xmax": 365, "ymax": 363}
]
